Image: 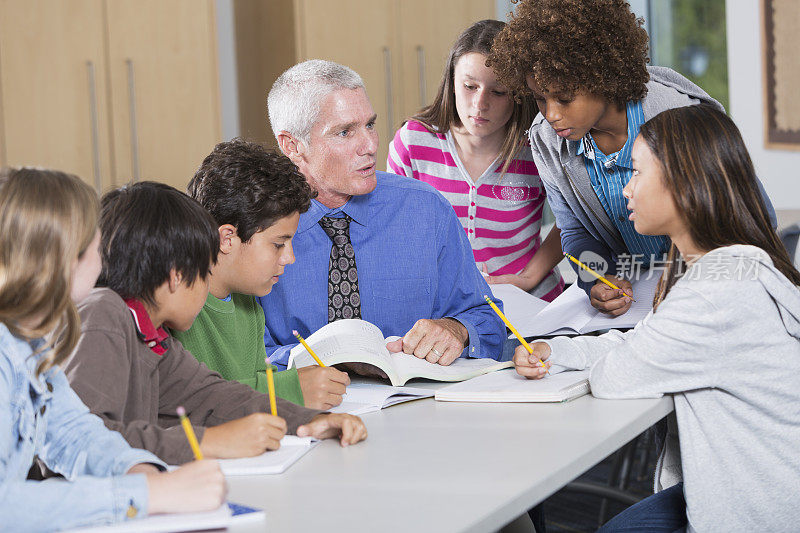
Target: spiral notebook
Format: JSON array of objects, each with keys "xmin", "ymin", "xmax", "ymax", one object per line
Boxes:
[{"xmin": 434, "ymin": 369, "xmax": 590, "ymax": 403}]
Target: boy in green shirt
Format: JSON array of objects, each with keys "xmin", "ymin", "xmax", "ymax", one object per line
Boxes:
[{"xmin": 174, "ymin": 139, "xmax": 350, "ymax": 409}]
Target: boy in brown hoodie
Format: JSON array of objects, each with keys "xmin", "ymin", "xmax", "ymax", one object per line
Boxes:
[{"xmin": 64, "ymin": 181, "xmax": 366, "ymax": 465}]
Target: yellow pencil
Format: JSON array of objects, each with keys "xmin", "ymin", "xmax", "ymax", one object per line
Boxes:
[
  {"xmin": 564, "ymin": 252, "xmax": 636, "ymax": 301},
  {"xmin": 176, "ymin": 406, "xmax": 204, "ymax": 460},
  {"xmin": 292, "ymin": 329, "xmax": 326, "ymax": 367},
  {"xmin": 265, "ymin": 359, "xmax": 278, "ymax": 416},
  {"xmin": 484, "ymin": 295, "xmax": 549, "ymax": 375}
]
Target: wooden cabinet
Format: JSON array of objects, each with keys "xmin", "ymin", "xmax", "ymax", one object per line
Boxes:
[
  {"xmin": 105, "ymin": 0, "xmax": 220, "ymax": 188},
  {"xmin": 0, "ymin": 0, "xmax": 221, "ymax": 191},
  {"xmin": 0, "ymin": 0, "xmax": 114, "ymax": 191},
  {"xmin": 395, "ymin": 0, "xmax": 496, "ymax": 126},
  {"xmin": 1, "ymin": 0, "xmax": 497, "ymax": 189},
  {"xmin": 235, "ymin": 0, "xmax": 495, "ymax": 169}
]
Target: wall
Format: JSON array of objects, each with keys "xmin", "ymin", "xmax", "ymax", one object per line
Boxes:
[{"xmin": 727, "ymin": 0, "xmax": 800, "ymax": 210}]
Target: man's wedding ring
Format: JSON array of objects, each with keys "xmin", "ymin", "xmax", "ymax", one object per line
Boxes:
[{"xmin": 429, "ymin": 347, "xmax": 442, "ymax": 358}]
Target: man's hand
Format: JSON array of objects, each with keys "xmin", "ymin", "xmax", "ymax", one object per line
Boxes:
[
  {"xmin": 297, "ymin": 366, "xmax": 350, "ymax": 410},
  {"xmin": 513, "ymin": 342, "xmax": 552, "ymax": 380},
  {"xmin": 200, "ymin": 412, "xmax": 287, "ymax": 459},
  {"xmin": 589, "ymin": 276, "xmax": 633, "ymax": 316},
  {"xmin": 296, "ymin": 413, "xmax": 367, "ymax": 447},
  {"xmin": 385, "ymin": 318, "xmax": 468, "ymax": 366}
]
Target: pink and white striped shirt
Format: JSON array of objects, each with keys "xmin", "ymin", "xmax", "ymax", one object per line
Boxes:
[{"xmin": 388, "ymin": 119, "xmax": 563, "ymax": 301}]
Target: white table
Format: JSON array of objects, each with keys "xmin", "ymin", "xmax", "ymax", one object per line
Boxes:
[{"xmin": 228, "ymin": 389, "xmax": 673, "ymax": 533}]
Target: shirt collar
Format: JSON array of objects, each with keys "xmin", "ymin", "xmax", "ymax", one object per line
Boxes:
[
  {"xmin": 577, "ymin": 100, "xmax": 644, "ymax": 170},
  {"xmin": 298, "ymin": 187, "xmax": 372, "ymax": 234},
  {"xmin": 576, "ymin": 137, "xmax": 588, "ymax": 156},
  {"xmin": 124, "ymin": 298, "xmax": 169, "ymax": 355}
]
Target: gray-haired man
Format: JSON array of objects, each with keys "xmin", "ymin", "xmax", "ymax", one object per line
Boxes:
[{"xmin": 258, "ymin": 59, "xmax": 505, "ymax": 371}]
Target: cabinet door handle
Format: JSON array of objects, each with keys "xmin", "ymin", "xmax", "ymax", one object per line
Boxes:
[
  {"xmin": 86, "ymin": 61, "xmax": 102, "ymax": 193},
  {"xmin": 416, "ymin": 45, "xmax": 426, "ymax": 108},
  {"xmin": 125, "ymin": 59, "xmax": 141, "ymax": 182},
  {"xmin": 383, "ymin": 46, "xmax": 394, "ymax": 142}
]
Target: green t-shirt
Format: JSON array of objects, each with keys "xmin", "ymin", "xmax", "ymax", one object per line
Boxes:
[{"xmin": 173, "ymin": 292, "xmax": 304, "ymax": 406}]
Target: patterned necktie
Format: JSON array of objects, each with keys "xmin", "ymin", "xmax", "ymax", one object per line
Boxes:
[{"xmin": 319, "ymin": 215, "xmax": 362, "ymax": 322}]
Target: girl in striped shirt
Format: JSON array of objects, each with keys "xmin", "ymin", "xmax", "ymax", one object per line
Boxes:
[{"xmin": 387, "ymin": 19, "xmax": 564, "ymax": 301}]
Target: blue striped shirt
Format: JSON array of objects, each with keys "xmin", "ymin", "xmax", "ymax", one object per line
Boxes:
[{"xmin": 577, "ymin": 100, "xmax": 668, "ymax": 264}]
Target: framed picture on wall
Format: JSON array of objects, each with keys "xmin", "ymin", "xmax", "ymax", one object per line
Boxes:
[{"xmin": 762, "ymin": 0, "xmax": 800, "ymax": 150}]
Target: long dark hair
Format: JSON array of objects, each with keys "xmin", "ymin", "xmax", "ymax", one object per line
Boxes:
[
  {"xmin": 409, "ymin": 19, "xmax": 536, "ymax": 176},
  {"xmin": 641, "ymin": 105, "xmax": 800, "ymax": 309}
]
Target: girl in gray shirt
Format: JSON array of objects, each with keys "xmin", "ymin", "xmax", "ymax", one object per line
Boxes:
[{"xmin": 515, "ymin": 105, "xmax": 800, "ymax": 533}]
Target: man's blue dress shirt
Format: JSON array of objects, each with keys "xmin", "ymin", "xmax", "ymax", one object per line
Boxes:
[{"xmin": 258, "ymin": 172, "xmax": 506, "ymax": 370}]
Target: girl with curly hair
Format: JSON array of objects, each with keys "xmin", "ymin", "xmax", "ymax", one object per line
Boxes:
[
  {"xmin": 489, "ymin": 0, "xmax": 775, "ymax": 317},
  {"xmin": 388, "ymin": 19, "xmax": 564, "ymax": 302},
  {"xmin": 514, "ymin": 104, "xmax": 800, "ymax": 533}
]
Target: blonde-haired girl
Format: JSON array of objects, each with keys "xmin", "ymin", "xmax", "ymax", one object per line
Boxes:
[{"xmin": 0, "ymin": 168, "xmax": 225, "ymax": 530}]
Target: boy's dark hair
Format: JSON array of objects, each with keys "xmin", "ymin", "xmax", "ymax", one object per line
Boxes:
[
  {"xmin": 98, "ymin": 181, "xmax": 219, "ymax": 305},
  {"xmin": 187, "ymin": 138, "xmax": 316, "ymax": 243},
  {"xmin": 488, "ymin": 0, "xmax": 650, "ymax": 108}
]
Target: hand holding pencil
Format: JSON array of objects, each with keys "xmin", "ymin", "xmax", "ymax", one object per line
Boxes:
[
  {"xmin": 564, "ymin": 253, "xmax": 635, "ymax": 317},
  {"xmin": 484, "ymin": 295, "xmax": 549, "ymax": 375}
]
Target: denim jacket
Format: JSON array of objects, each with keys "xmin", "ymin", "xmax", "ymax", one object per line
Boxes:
[{"xmin": 0, "ymin": 323, "xmax": 165, "ymax": 531}]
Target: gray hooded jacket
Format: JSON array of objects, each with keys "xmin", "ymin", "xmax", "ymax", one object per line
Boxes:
[{"xmin": 545, "ymin": 245, "xmax": 800, "ymax": 532}]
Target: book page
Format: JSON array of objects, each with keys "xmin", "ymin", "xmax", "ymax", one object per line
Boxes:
[
  {"xmin": 488, "ymin": 283, "xmax": 549, "ymax": 326},
  {"xmin": 289, "ymin": 319, "xmax": 396, "ymax": 372},
  {"xmin": 516, "ymin": 282, "xmax": 596, "ymax": 337},
  {"xmin": 391, "ymin": 349, "xmax": 513, "ymax": 384},
  {"xmin": 329, "ymin": 381, "xmax": 433, "ymax": 415}
]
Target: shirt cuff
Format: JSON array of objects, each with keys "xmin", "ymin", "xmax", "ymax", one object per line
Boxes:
[
  {"xmin": 112, "ymin": 473, "xmax": 151, "ymax": 521},
  {"xmin": 542, "ymin": 336, "xmax": 585, "ymax": 373},
  {"xmin": 268, "ymin": 343, "xmax": 296, "ymax": 369},
  {"xmin": 446, "ymin": 316, "xmax": 480, "ymax": 359}
]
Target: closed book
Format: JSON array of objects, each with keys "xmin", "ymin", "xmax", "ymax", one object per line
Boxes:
[{"xmin": 435, "ymin": 369, "xmax": 590, "ymax": 403}]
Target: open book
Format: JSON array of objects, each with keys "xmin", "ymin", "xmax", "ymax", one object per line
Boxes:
[
  {"xmin": 488, "ymin": 283, "xmax": 549, "ymax": 326},
  {"xmin": 217, "ymin": 435, "xmax": 317, "ymax": 475},
  {"xmin": 288, "ymin": 319, "xmax": 512, "ymax": 386},
  {"xmin": 514, "ymin": 274, "xmax": 660, "ymax": 337},
  {"xmin": 435, "ymin": 369, "xmax": 590, "ymax": 403},
  {"xmin": 330, "ymin": 380, "xmax": 433, "ymax": 415}
]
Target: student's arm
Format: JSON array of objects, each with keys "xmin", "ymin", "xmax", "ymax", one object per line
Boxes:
[
  {"xmin": 254, "ymin": 367, "xmax": 305, "ymax": 406},
  {"xmin": 158, "ymin": 339, "xmax": 323, "ymax": 436},
  {"xmin": 66, "ymin": 326, "xmax": 209, "ymax": 465},
  {"xmin": 0, "ymin": 360, "xmax": 153, "ymax": 529},
  {"xmin": 386, "ymin": 123, "xmax": 415, "ymax": 177},
  {"xmin": 543, "ymin": 284, "xmax": 724, "ymax": 398},
  {"xmin": 42, "ymin": 369, "xmax": 166, "ymax": 477}
]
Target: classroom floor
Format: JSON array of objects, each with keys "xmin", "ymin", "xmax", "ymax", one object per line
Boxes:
[{"xmin": 543, "ymin": 432, "xmax": 658, "ymax": 532}]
